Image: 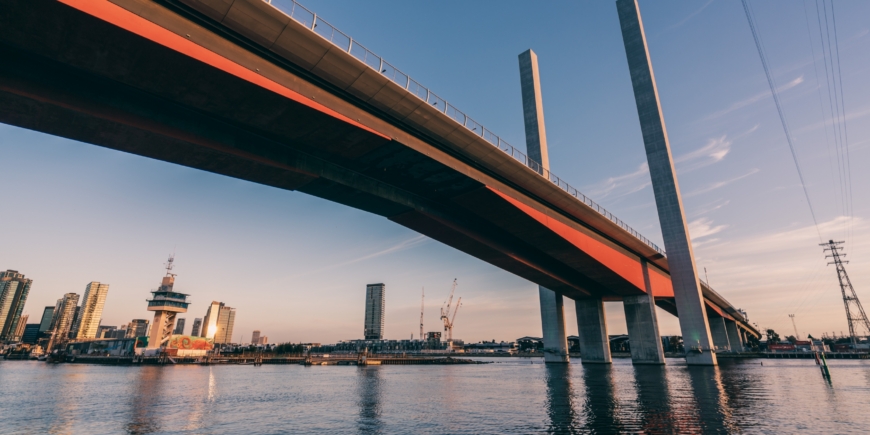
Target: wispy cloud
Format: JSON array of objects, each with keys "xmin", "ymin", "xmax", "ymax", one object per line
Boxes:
[
  {"xmin": 690, "ymin": 199, "xmax": 731, "ymax": 218},
  {"xmin": 668, "ymin": 0, "xmax": 714, "ymax": 30},
  {"xmin": 583, "ymin": 162, "xmax": 649, "ymax": 199},
  {"xmin": 703, "ymin": 76, "xmax": 804, "ymax": 120},
  {"xmin": 285, "ymin": 235, "xmax": 430, "ymax": 279},
  {"xmin": 688, "ymin": 217, "xmax": 727, "ymax": 240},
  {"xmin": 684, "ymin": 168, "xmax": 759, "ymax": 198},
  {"xmin": 675, "ymin": 135, "xmax": 732, "ymax": 172}
]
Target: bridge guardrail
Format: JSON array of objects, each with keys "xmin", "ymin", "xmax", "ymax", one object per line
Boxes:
[{"xmin": 264, "ymin": 0, "xmax": 665, "ymax": 256}]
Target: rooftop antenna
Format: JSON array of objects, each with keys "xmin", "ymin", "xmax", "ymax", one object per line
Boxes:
[{"xmin": 165, "ymin": 253, "xmax": 176, "ymax": 277}]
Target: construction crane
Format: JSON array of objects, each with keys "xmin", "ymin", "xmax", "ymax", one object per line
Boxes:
[
  {"xmin": 419, "ymin": 287, "xmax": 424, "ymax": 341},
  {"xmin": 440, "ymin": 279, "xmax": 462, "ymax": 350}
]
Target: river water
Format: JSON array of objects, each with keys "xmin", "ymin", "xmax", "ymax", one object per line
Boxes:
[{"xmin": 1, "ymin": 357, "xmax": 868, "ymax": 434}]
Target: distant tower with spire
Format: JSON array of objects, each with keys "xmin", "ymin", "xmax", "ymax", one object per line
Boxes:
[{"xmin": 146, "ymin": 255, "xmax": 190, "ymax": 349}]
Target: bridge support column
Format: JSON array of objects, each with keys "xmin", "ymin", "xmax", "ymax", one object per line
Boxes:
[
  {"xmin": 724, "ymin": 320, "xmax": 744, "ymax": 352},
  {"xmin": 708, "ymin": 317, "xmax": 731, "ymax": 351},
  {"xmin": 623, "ymin": 261, "xmax": 665, "ymax": 364},
  {"xmin": 539, "ymin": 287, "xmax": 569, "ymax": 363},
  {"xmin": 575, "ymin": 298, "xmax": 612, "ymax": 364},
  {"xmin": 617, "ymin": 0, "xmax": 716, "ymax": 365}
]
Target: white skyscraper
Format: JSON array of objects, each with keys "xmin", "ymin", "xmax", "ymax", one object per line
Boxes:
[
  {"xmin": 363, "ymin": 283, "xmax": 385, "ymax": 340},
  {"xmin": 73, "ymin": 282, "xmax": 110, "ymax": 340}
]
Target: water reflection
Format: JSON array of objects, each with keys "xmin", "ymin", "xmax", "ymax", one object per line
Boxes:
[
  {"xmin": 632, "ymin": 365, "xmax": 673, "ymax": 433},
  {"xmin": 686, "ymin": 366, "xmax": 736, "ymax": 434},
  {"xmin": 127, "ymin": 367, "xmax": 164, "ymax": 434},
  {"xmin": 356, "ymin": 367, "xmax": 383, "ymax": 435},
  {"xmin": 544, "ymin": 364, "xmax": 577, "ymax": 433},
  {"xmin": 579, "ymin": 364, "xmax": 622, "ymax": 432}
]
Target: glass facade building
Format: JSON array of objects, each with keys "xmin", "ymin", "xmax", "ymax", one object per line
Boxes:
[{"xmin": 364, "ymin": 283, "xmax": 385, "ymax": 340}]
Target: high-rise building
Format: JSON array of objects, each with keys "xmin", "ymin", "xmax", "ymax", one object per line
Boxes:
[
  {"xmin": 69, "ymin": 306, "xmax": 81, "ymax": 338},
  {"xmin": 72, "ymin": 282, "xmax": 110, "ymax": 340},
  {"xmin": 251, "ymin": 330, "xmax": 261, "ymax": 344},
  {"xmin": 202, "ymin": 301, "xmax": 222, "ymax": 339},
  {"xmin": 258, "ymin": 336, "xmax": 268, "ymax": 345},
  {"xmin": 173, "ymin": 318, "xmax": 186, "ymax": 335},
  {"xmin": 190, "ymin": 318, "xmax": 202, "ymax": 337},
  {"xmin": 96, "ymin": 325, "xmax": 115, "ymax": 338},
  {"xmin": 22, "ymin": 323, "xmax": 40, "ymax": 344},
  {"xmin": 47, "ymin": 293, "xmax": 80, "ymax": 349},
  {"xmin": 364, "ymin": 283, "xmax": 385, "ymax": 340},
  {"xmin": 127, "ymin": 319, "xmax": 149, "ymax": 338},
  {"xmin": 146, "ymin": 256, "xmax": 191, "ymax": 349},
  {"xmin": 39, "ymin": 306, "xmax": 55, "ymax": 332},
  {"xmin": 0, "ymin": 270, "xmax": 33, "ymax": 341},
  {"xmin": 12, "ymin": 314, "xmax": 28, "ymax": 341},
  {"xmin": 214, "ymin": 305, "xmax": 236, "ymax": 344}
]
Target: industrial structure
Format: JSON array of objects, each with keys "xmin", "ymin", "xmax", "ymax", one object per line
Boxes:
[
  {"xmin": 440, "ymin": 279, "xmax": 462, "ymax": 349},
  {"xmin": 363, "ymin": 283, "xmax": 385, "ymax": 340},
  {"xmin": 146, "ymin": 255, "xmax": 191, "ymax": 349},
  {"xmin": 0, "ymin": 0, "xmax": 760, "ymax": 362},
  {"xmin": 822, "ymin": 240, "xmax": 870, "ymax": 346}
]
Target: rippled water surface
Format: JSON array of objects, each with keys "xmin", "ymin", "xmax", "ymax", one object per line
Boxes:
[{"xmin": 2, "ymin": 357, "xmax": 869, "ymax": 434}]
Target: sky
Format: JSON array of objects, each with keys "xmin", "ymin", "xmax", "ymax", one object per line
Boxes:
[{"xmin": 2, "ymin": 0, "xmax": 870, "ymax": 344}]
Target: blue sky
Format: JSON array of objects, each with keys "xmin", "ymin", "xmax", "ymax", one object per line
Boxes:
[{"xmin": 2, "ymin": 0, "xmax": 869, "ymax": 343}]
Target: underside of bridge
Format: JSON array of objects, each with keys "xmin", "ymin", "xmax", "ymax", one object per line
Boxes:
[{"xmin": 0, "ymin": 0, "xmax": 758, "ymax": 340}]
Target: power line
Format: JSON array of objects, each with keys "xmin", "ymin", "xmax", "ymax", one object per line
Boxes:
[
  {"xmin": 741, "ymin": 0, "xmax": 822, "ymax": 241},
  {"xmin": 829, "ymin": 1, "xmax": 854, "ymax": 246}
]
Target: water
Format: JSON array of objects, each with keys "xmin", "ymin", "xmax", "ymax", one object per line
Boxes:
[{"xmin": 1, "ymin": 357, "xmax": 869, "ymax": 434}]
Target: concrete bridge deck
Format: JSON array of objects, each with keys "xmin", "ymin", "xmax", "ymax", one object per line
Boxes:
[{"xmin": 0, "ymin": 0, "xmax": 758, "ymax": 340}]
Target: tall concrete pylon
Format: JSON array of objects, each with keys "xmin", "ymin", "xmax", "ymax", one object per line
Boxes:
[
  {"xmin": 616, "ymin": 0, "xmax": 717, "ymax": 365},
  {"xmin": 518, "ymin": 49, "xmax": 569, "ymax": 363}
]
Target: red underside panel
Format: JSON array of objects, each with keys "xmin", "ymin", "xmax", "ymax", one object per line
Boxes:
[{"xmin": 489, "ymin": 187, "xmax": 675, "ymax": 298}]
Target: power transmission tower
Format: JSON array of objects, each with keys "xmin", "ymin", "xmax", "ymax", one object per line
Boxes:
[{"xmin": 821, "ymin": 240, "xmax": 870, "ymax": 346}]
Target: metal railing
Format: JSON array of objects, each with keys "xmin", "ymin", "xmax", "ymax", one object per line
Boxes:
[{"xmin": 263, "ymin": 0, "xmax": 665, "ymax": 256}]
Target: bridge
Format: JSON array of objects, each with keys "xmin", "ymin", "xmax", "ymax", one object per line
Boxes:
[{"xmin": 0, "ymin": 0, "xmax": 759, "ymax": 365}]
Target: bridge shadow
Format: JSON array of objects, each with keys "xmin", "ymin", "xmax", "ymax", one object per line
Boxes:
[
  {"xmin": 544, "ymin": 364, "xmax": 578, "ymax": 433},
  {"xmin": 356, "ymin": 367, "xmax": 383, "ymax": 435},
  {"xmin": 685, "ymin": 365, "xmax": 737, "ymax": 433},
  {"xmin": 579, "ymin": 363, "xmax": 621, "ymax": 432}
]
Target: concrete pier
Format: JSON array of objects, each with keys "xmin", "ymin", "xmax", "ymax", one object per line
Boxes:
[
  {"xmin": 519, "ymin": 48, "xmax": 568, "ymax": 363},
  {"xmin": 575, "ymin": 298, "xmax": 612, "ymax": 363},
  {"xmin": 539, "ymin": 288, "xmax": 570, "ymax": 362},
  {"xmin": 616, "ymin": 0, "xmax": 717, "ymax": 365},
  {"xmin": 725, "ymin": 320, "xmax": 744, "ymax": 352},
  {"xmin": 623, "ymin": 261, "xmax": 665, "ymax": 364},
  {"xmin": 709, "ymin": 317, "xmax": 731, "ymax": 351}
]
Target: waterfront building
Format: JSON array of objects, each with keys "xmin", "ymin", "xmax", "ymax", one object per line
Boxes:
[
  {"xmin": 213, "ymin": 305, "xmax": 236, "ymax": 344},
  {"xmin": 69, "ymin": 306, "xmax": 81, "ymax": 338},
  {"xmin": 363, "ymin": 283, "xmax": 385, "ymax": 340},
  {"xmin": 146, "ymin": 256, "xmax": 191, "ymax": 349},
  {"xmin": 22, "ymin": 323, "xmax": 40, "ymax": 344},
  {"xmin": 202, "ymin": 301, "xmax": 221, "ymax": 338},
  {"xmin": 190, "ymin": 318, "xmax": 202, "ymax": 337},
  {"xmin": 0, "ymin": 270, "xmax": 33, "ymax": 341},
  {"xmin": 47, "ymin": 293, "xmax": 80, "ymax": 349},
  {"xmin": 12, "ymin": 314, "xmax": 28, "ymax": 341},
  {"xmin": 202, "ymin": 302, "xmax": 235, "ymax": 343},
  {"xmin": 96, "ymin": 325, "xmax": 115, "ymax": 338},
  {"xmin": 251, "ymin": 330, "xmax": 260, "ymax": 344},
  {"xmin": 38, "ymin": 306, "xmax": 54, "ymax": 332},
  {"xmin": 127, "ymin": 319, "xmax": 149, "ymax": 338},
  {"xmin": 173, "ymin": 318, "xmax": 186, "ymax": 335},
  {"xmin": 72, "ymin": 282, "xmax": 110, "ymax": 340}
]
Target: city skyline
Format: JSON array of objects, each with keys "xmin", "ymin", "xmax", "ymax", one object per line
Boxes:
[{"xmin": 2, "ymin": 1, "xmax": 870, "ymax": 343}]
